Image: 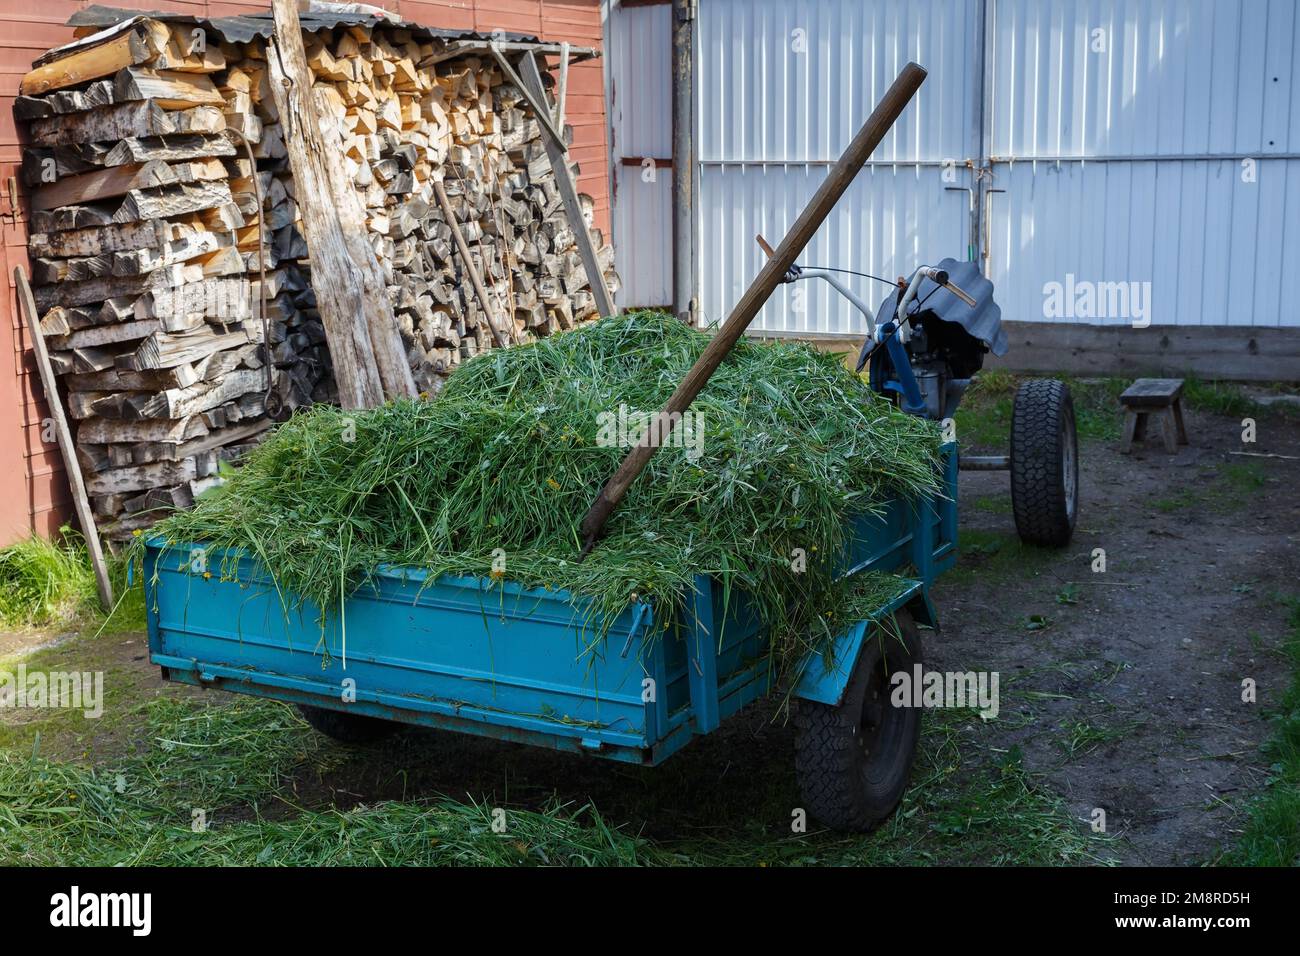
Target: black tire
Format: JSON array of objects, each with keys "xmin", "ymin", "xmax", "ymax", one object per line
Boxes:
[
  {"xmin": 297, "ymin": 703, "xmax": 398, "ymax": 744},
  {"xmin": 794, "ymin": 609, "xmax": 923, "ymax": 832},
  {"xmin": 1010, "ymin": 379, "xmax": 1079, "ymax": 547}
]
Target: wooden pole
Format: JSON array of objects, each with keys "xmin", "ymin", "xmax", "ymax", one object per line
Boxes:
[
  {"xmin": 267, "ymin": 0, "xmax": 385, "ymax": 408},
  {"xmin": 516, "ymin": 49, "xmax": 618, "ymax": 320},
  {"xmin": 433, "ymin": 179, "xmax": 512, "ymax": 349},
  {"xmin": 14, "ymin": 266, "xmax": 114, "ymax": 611},
  {"xmin": 312, "ymin": 84, "xmax": 416, "ymax": 400},
  {"xmin": 578, "ymin": 61, "xmax": 928, "ymax": 555}
]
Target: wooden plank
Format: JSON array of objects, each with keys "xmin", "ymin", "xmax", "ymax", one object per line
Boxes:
[
  {"xmin": 30, "ymin": 160, "xmax": 176, "ymax": 211},
  {"xmin": 77, "ymin": 415, "xmax": 209, "ymax": 445},
  {"xmin": 516, "ymin": 50, "xmax": 616, "ymax": 320},
  {"xmin": 986, "ymin": 322, "xmax": 1300, "ymax": 384},
  {"xmin": 113, "ymin": 67, "xmax": 225, "ymax": 110},
  {"xmin": 1120, "ymin": 378, "xmax": 1185, "ymax": 406},
  {"xmin": 112, "ymin": 179, "xmax": 234, "ymax": 223},
  {"xmin": 103, "ymin": 134, "xmax": 237, "ymax": 166},
  {"xmin": 120, "ymin": 327, "xmax": 250, "ymax": 372},
  {"xmin": 28, "ymin": 219, "xmax": 168, "ymax": 258},
  {"xmin": 487, "ymin": 43, "xmax": 568, "ymax": 153},
  {"xmin": 20, "ymin": 21, "xmax": 165, "ymax": 96},
  {"xmin": 28, "ymin": 101, "xmax": 175, "ymax": 147},
  {"xmin": 48, "ymin": 319, "xmax": 161, "ymax": 350},
  {"xmin": 86, "ymin": 459, "xmax": 197, "ymax": 497},
  {"xmin": 33, "ymin": 266, "xmax": 195, "ymax": 312},
  {"xmin": 13, "ymin": 266, "xmax": 113, "ymax": 610}
]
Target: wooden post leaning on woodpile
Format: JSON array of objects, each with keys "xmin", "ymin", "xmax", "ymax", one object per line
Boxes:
[
  {"xmin": 14, "ymin": 266, "xmax": 114, "ymax": 609},
  {"xmin": 267, "ymin": 0, "xmax": 405, "ymax": 407},
  {"xmin": 515, "ymin": 49, "xmax": 616, "ymax": 320}
]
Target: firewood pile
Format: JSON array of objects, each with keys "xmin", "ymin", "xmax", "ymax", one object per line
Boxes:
[{"xmin": 15, "ymin": 8, "xmax": 617, "ymax": 540}]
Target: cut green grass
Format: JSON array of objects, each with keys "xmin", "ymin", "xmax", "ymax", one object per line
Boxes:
[
  {"xmin": 0, "ymin": 690, "xmax": 1107, "ymax": 866},
  {"xmin": 150, "ymin": 312, "xmax": 945, "ymax": 684},
  {"xmin": 0, "ymin": 527, "xmax": 144, "ymax": 632},
  {"xmin": 1223, "ymin": 596, "xmax": 1300, "ymax": 866},
  {"xmin": 1055, "ymin": 719, "xmax": 1135, "ymax": 762},
  {"xmin": 0, "ymin": 696, "xmax": 657, "ymax": 866}
]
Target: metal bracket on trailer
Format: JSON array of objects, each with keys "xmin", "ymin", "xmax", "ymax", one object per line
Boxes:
[{"xmin": 792, "ymin": 581, "xmax": 936, "ymax": 708}]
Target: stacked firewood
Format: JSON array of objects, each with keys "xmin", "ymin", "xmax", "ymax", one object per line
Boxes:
[
  {"xmin": 283, "ymin": 23, "xmax": 620, "ymax": 391},
  {"xmin": 17, "ymin": 19, "xmax": 287, "ymax": 539},
  {"xmin": 16, "ymin": 13, "xmax": 617, "ymax": 539}
]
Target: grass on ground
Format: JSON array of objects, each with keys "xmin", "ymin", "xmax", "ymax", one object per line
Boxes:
[
  {"xmin": 0, "ymin": 628, "xmax": 1107, "ymax": 866},
  {"xmin": 1223, "ymin": 596, "xmax": 1300, "ymax": 866},
  {"xmin": 953, "ymin": 371, "xmax": 1295, "ymax": 452},
  {"xmin": 0, "ymin": 527, "xmax": 144, "ymax": 633}
]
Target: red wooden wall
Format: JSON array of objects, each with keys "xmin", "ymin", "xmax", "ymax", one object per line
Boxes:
[{"xmin": 0, "ymin": 0, "xmax": 608, "ymax": 546}]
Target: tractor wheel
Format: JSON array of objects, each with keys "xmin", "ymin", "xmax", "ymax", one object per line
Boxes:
[
  {"xmin": 1010, "ymin": 379, "xmax": 1079, "ymax": 547},
  {"xmin": 794, "ymin": 610, "xmax": 923, "ymax": 832},
  {"xmin": 297, "ymin": 703, "xmax": 398, "ymax": 744}
]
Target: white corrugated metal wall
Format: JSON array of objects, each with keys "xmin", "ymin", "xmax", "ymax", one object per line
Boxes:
[
  {"xmin": 608, "ymin": 0, "xmax": 1300, "ymax": 333},
  {"xmin": 696, "ymin": 0, "xmax": 980, "ymax": 334},
  {"xmin": 985, "ymin": 0, "xmax": 1300, "ymax": 329},
  {"xmin": 607, "ymin": 1, "xmax": 674, "ymax": 307}
]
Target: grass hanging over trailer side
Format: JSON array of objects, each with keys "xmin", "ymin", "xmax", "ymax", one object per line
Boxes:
[{"xmin": 151, "ymin": 312, "xmax": 944, "ymax": 679}]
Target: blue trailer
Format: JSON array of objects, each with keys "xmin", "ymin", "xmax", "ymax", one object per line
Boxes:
[{"xmin": 144, "ymin": 444, "xmax": 957, "ymax": 831}]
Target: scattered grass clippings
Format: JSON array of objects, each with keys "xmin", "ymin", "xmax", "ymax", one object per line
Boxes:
[{"xmin": 151, "ymin": 312, "xmax": 943, "ymax": 681}]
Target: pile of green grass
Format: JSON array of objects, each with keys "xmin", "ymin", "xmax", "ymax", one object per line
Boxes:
[
  {"xmin": 0, "ymin": 691, "xmax": 1103, "ymax": 866},
  {"xmin": 152, "ymin": 312, "xmax": 942, "ymax": 678}
]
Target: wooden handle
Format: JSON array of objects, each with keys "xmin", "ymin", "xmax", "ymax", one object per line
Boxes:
[{"xmin": 578, "ymin": 61, "xmax": 928, "ymax": 555}]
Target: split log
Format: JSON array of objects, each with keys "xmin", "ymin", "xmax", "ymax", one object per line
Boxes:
[{"xmin": 266, "ymin": 0, "xmax": 387, "ymax": 408}]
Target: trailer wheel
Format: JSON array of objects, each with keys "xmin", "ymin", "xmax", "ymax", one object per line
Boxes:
[
  {"xmin": 794, "ymin": 610, "xmax": 923, "ymax": 833},
  {"xmin": 1010, "ymin": 379, "xmax": 1079, "ymax": 547},
  {"xmin": 297, "ymin": 704, "xmax": 398, "ymax": 744}
]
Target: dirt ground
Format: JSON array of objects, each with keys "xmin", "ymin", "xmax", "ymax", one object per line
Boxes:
[
  {"xmin": 3, "ymin": 391, "xmax": 1297, "ymax": 865},
  {"xmin": 937, "ymin": 399, "xmax": 1300, "ymax": 864}
]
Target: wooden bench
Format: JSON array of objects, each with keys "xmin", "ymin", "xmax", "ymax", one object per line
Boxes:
[{"xmin": 1120, "ymin": 378, "xmax": 1188, "ymax": 454}]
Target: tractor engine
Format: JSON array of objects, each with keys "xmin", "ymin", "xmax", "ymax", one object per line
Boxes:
[{"xmin": 858, "ymin": 258, "xmax": 1008, "ymax": 420}]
